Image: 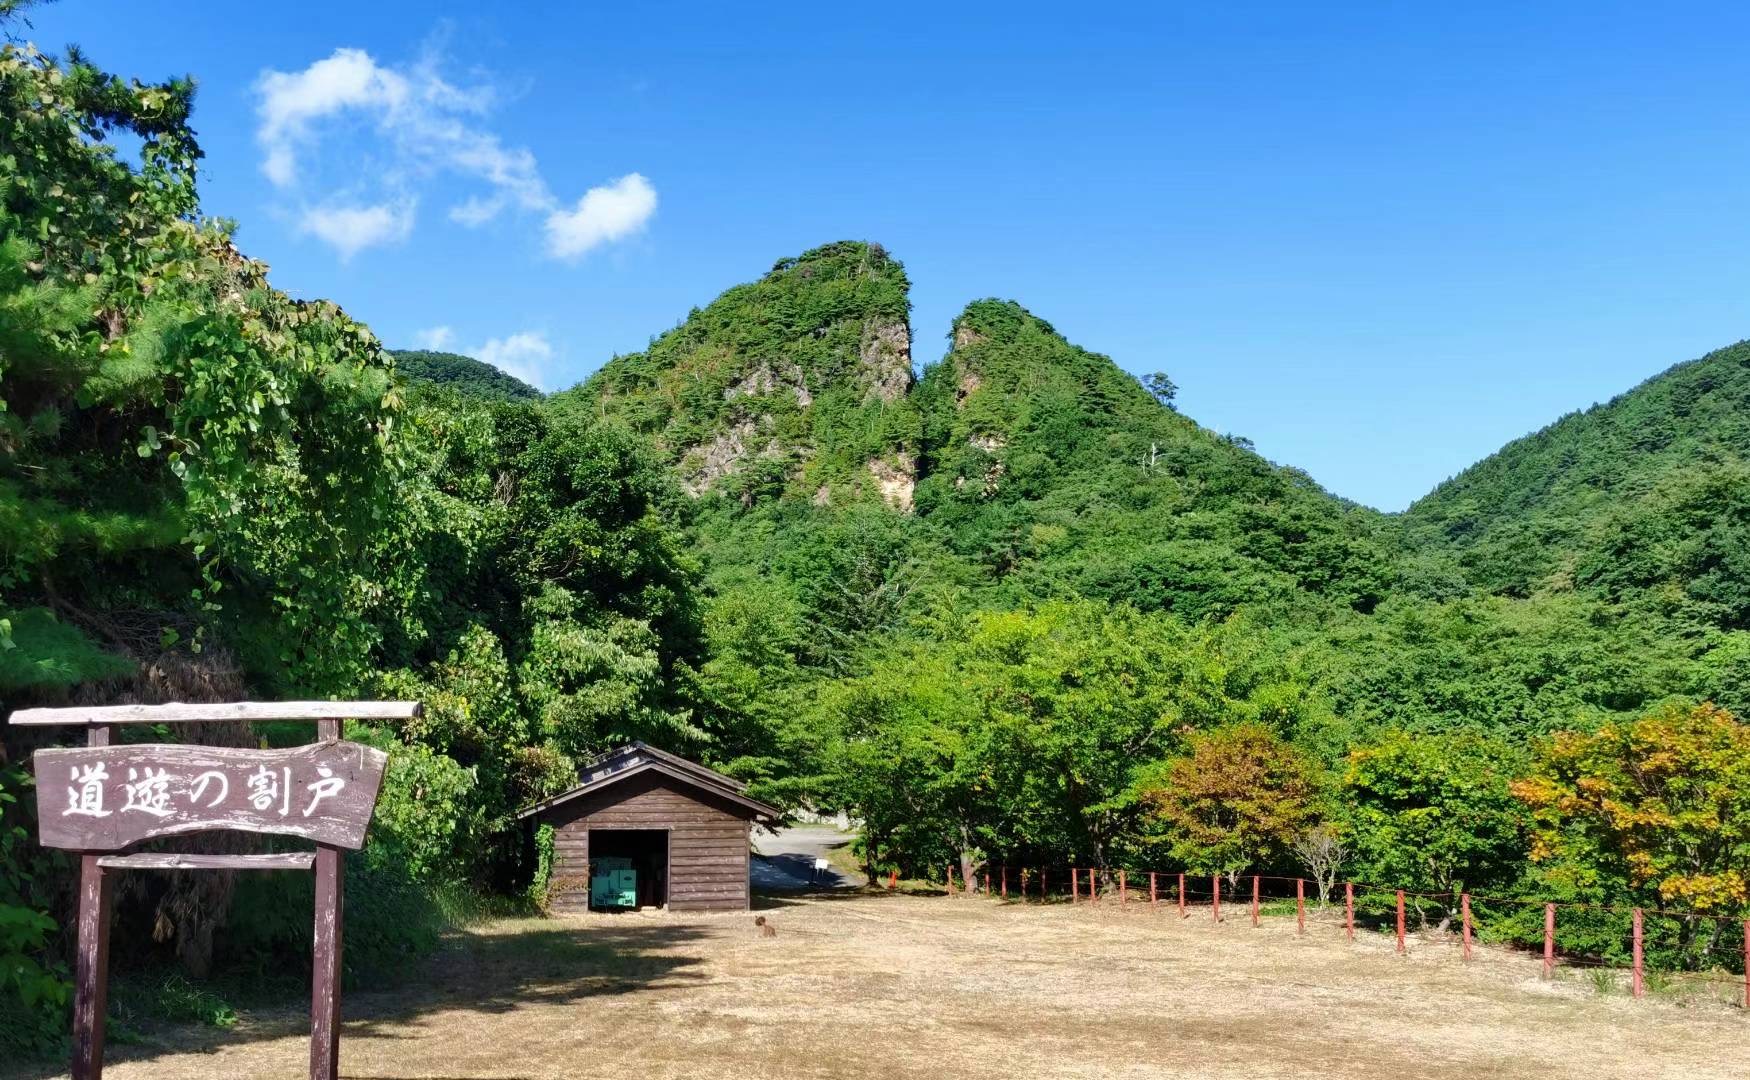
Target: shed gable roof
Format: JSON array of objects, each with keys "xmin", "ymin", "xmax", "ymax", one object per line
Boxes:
[{"xmin": 515, "ymin": 742, "xmax": 779, "ymax": 823}]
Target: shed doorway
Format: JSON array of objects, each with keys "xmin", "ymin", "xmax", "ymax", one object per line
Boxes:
[{"xmin": 588, "ymin": 828, "xmax": 669, "ymax": 910}]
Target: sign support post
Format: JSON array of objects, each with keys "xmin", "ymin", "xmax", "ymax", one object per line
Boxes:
[
  {"xmin": 312, "ymin": 716, "xmax": 344, "ymax": 1080},
  {"xmin": 72, "ymin": 718, "xmax": 115, "ymax": 1080}
]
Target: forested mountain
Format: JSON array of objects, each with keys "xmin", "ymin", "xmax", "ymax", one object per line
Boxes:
[
  {"xmin": 1404, "ymin": 341, "xmax": 1750, "ymax": 637},
  {"xmin": 910, "ymin": 298, "xmax": 1397, "ymax": 619},
  {"xmin": 391, "ymin": 349, "xmax": 541, "ymax": 401},
  {"xmin": 4, "ymin": 21, "xmax": 1749, "ymax": 1053},
  {"xmin": 558, "ymin": 241, "xmax": 919, "ymax": 506}
]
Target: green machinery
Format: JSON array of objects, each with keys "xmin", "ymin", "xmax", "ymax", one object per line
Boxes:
[{"xmin": 590, "ymin": 856, "xmax": 638, "ymax": 910}]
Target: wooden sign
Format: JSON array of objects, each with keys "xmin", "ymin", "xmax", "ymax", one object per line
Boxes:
[
  {"xmin": 32, "ymin": 741, "xmax": 388, "ymax": 852},
  {"xmin": 6, "ymin": 700, "xmax": 418, "ymax": 1080}
]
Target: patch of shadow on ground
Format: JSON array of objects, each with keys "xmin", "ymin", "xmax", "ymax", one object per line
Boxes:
[{"xmin": 4, "ymin": 922, "xmax": 713, "ymax": 1079}]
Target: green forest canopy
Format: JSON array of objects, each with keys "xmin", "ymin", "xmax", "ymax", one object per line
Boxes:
[
  {"xmin": 3, "ymin": 21, "xmax": 1750, "ymax": 1052},
  {"xmin": 391, "ymin": 349, "xmax": 542, "ymax": 402}
]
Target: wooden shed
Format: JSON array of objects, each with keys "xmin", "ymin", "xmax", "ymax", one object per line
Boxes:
[{"xmin": 516, "ymin": 742, "xmax": 779, "ymax": 913}]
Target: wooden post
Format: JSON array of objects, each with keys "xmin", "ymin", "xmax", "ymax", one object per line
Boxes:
[
  {"xmin": 946, "ymin": 865, "xmax": 954, "ymax": 895},
  {"xmin": 1041, "ymin": 868, "xmax": 1048, "ymax": 900},
  {"xmin": 1631, "ymin": 908, "xmax": 1643, "ymax": 998},
  {"xmin": 1461, "ymin": 893, "xmax": 1472, "ymax": 961},
  {"xmin": 311, "ymin": 716, "xmax": 345, "ymax": 1080},
  {"xmin": 1089, "ymin": 867, "xmax": 1098, "ymax": 903},
  {"xmin": 889, "ymin": 868, "xmax": 897, "ymax": 890},
  {"xmin": 1296, "ymin": 878, "xmax": 1305, "ymax": 936},
  {"xmin": 1212, "ymin": 875, "xmax": 1220, "ymax": 923},
  {"xmin": 1150, "ymin": 871, "xmax": 1157, "ymax": 907},
  {"xmin": 1395, "ymin": 890, "xmax": 1406, "ymax": 954},
  {"xmin": 1543, "ymin": 903, "xmax": 1555, "ymax": 979},
  {"xmin": 1071, "ymin": 867, "xmax": 1079, "ymax": 903},
  {"xmin": 1345, "ymin": 882, "xmax": 1354, "ymax": 941},
  {"xmin": 1119, "ymin": 870, "xmax": 1126, "ymax": 905},
  {"xmin": 1251, "ymin": 875, "xmax": 1260, "ymax": 927},
  {"xmin": 1001, "ymin": 865, "xmax": 1008, "ymax": 899},
  {"xmin": 1178, "ymin": 873, "xmax": 1187, "ymax": 918},
  {"xmin": 70, "ymin": 723, "xmax": 113, "ymax": 1080}
]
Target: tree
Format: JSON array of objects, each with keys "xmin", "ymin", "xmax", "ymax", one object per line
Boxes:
[
  {"xmin": 1142, "ymin": 371, "xmax": 1178, "ymax": 409},
  {"xmin": 1512, "ymin": 702, "xmax": 1750, "ymax": 962},
  {"xmin": 819, "ymin": 652, "xmax": 991, "ymax": 885},
  {"xmin": 1293, "ymin": 824, "xmax": 1348, "ymax": 905},
  {"xmin": 1341, "ymin": 730, "xmax": 1528, "ymax": 923},
  {"xmin": 1138, "ymin": 723, "xmax": 1322, "ymax": 884}
]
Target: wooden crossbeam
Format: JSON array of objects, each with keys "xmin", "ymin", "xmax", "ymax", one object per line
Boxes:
[
  {"xmin": 95, "ymin": 853, "xmax": 316, "ymax": 872},
  {"xmin": 7, "ymin": 701, "xmax": 421, "ymax": 727}
]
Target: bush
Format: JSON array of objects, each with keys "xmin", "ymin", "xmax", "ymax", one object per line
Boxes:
[{"xmin": 0, "ymin": 765, "xmax": 70, "ymax": 1058}]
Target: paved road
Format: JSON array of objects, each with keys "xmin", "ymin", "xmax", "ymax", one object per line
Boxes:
[{"xmin": 751, "ymin": 822, "xmax": 857, "ymax": 891}]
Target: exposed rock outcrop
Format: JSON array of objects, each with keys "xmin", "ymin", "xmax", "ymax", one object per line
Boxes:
[
  {"xmin": 725, "ymin": 363, "xmax": 812, "ymax": 408},
  {"xmin": 955, "ymin": 370, "xmax": 983, "ymax": 408},
  {"xmin": 681, "ymin": 418, "xmax": 784, "ymax": 496},
  {"xmin": 866, "ymin": 453, "xmax": 917, "ymax": 513},
  {"xmin": 858, "ymin": 321, "xmax": 913, "ymax": 404}
]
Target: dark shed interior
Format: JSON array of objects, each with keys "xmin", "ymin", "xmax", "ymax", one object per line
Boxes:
[{"xmin": 587, "ymin": 828, "xmax": 668, "ymax": 909}]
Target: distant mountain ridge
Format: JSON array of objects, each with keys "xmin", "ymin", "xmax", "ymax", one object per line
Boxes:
[
  {"xmin": 543, "ymin": 238, "xmax": 1747, "ymax": 635},
  {"xmin": 1403, "ymin": 341, "xmax": 1750, "ymax": 633},
  {"xmin": 392, "ymin": 349, "xmax": 542, "ymax": 402},
  {"xmin": 553, "ymin": 241, "xmax": 1399, "ymax": 622}
]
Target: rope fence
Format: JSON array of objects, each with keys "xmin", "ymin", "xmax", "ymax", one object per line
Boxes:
[{"xmin": 927, "ymin": 862, "xmax": 1750, "ymax": 1012}]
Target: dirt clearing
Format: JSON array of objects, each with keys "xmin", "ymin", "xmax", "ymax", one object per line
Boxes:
[{"xmin": 12, "ymin": 892, "xmax": 1748, "ymax": 1079}]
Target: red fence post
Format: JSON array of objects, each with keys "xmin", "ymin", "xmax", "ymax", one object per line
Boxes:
[
  {"xmin": 1119, "ymin": 870, "xmax": 1127, "ymax": 906},
  {"xmin": 1395, "ymin": 890, "xmax": 1406, "ymax": 954},
  {"xmin": 1251, "ymin": 875, "xmax": 1260, "ymax": 927},
  {"xmin": 1461, "ymin": 893, "xmax": 1472, "ymax": 961},
  {"xmin": 1178, "ymin": 873, "xmax": 1187, "ymax": 918},
  {"xmin": 1345, "ymin": 882, "xmax": 1354, "ymax": 941},
  {"xmin": 1090, "ymin": 868, "xmax": 1099, "ymax": 903},
  {"xmin": 1212, "ymin": 875, "xmax": 1221, "ymax": 923},
  {"xmin": 1002, "ymin": 865, "xmax": 1008, "ymax": 899},
  {"xmin": 1631, "ymin": 908, "xmax": 1644, "ymax": 998},
  {"xmin": 1071, "ymin": 867, "xmax": 1079, "ymax": 903},
  {"xmin": 1542, "ymin": 903, "xmax": 1556, "ymax": 979},
  {"xmin": 1296, "ymin": 878, "xmax": 1305, "ymax": 936},
  {"xmin": 889, "ymin": 868, "xmax": 897, "ymax": 890},
  {"xmin": 1150, "ymin": 871, "xmax": 1158, "ymax": 907}
]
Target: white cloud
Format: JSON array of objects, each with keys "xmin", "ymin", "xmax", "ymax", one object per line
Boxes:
[
  {"xmin": 256, "ymin": 48, "xmax": 410, "ymax": 186},
  {"xmin": 545, "ymin": 174, "xmax": 657, "ymax": 260},
  {"xmin": 415, "ymin": 325, "xmax": 455, "ymax": 350},
  {"xmin": 475, "ymin": 331, "xmax": 554, "ymax": 390},
  {"xmin": 257, "ymin": 46, "xmax": 657, "ymax": 261},
  {"xmin": 299, "ymin": 199, "xmax": 416, "ymax": 260}
]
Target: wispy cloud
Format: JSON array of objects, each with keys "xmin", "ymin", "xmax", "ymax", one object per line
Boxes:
[
  {"xmin": 255, "ymin": 42, "xmax": 652, "ymax": 261},
  {"xmin": 545, "ymin": 173, "xmax": 658, "ymax": 260},
  {"xmin": 475, "ymin": 331, "xmax": 555, "ymax": 390},
  {"xmin": 414, "ymin": 325, "xmax": 455, "ymax": 350},
  {"xmin": 299, "ymin": 199, "xmax": 416, "ymax": 260}
]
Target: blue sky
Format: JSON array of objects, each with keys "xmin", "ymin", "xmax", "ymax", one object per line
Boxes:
[{"xmin": 27, "ymin": 1, "xmax": 1750, "ymax": 510}]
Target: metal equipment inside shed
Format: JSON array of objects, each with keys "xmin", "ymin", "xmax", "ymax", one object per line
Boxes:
[{"xmin": 516, "ymin": 742, "xmax": 779, "ymax": 913}]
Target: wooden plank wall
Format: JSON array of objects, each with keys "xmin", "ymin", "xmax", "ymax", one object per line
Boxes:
[{"xmin": 543, "ymin": 770, "xmax": 752, "ymax": 912}]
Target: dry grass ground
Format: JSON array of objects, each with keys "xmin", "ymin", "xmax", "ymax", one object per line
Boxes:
[{"xmin": 12, "ymin": 891, "xmax": 1749, "ymax": 1080}]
